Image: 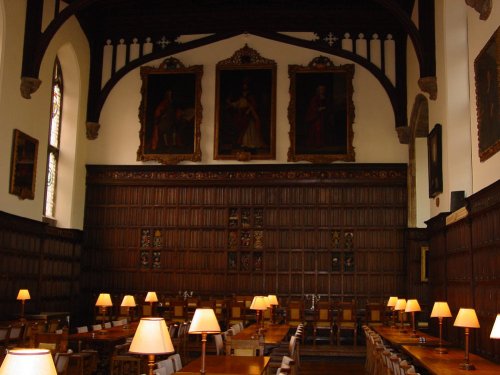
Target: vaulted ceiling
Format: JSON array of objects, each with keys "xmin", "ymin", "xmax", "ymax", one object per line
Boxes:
[{"xmin": 23, "ymin": 0, "xmax": 435, "ymax": 130}]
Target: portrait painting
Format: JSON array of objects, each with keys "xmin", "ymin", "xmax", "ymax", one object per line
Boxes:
[
  {"xmin": 10, "ymin": 129, "xmax": 38, "ymax": 200},
  {"xmin": 427, "ymin": 124, "xmax": 443, "ymax": 198},
  {"xmin": 214, "ymin": 45, "xmax": 276, "ymax": 161},
  {"xmin": 288, "ymin": 56, "xmax": 355, "ymax": 163},
  {"xmin": 474, "ymin": 26, "xmax": 500, "ymax": 162},
  {"xmin": 137, "ymin": 57, "xmax": 202, "ymax": 164}
]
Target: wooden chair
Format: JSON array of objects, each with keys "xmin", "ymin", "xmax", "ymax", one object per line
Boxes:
[
  {"xmin": 336, "ymin": 301, "xmax": 357, "ymax": 346},
  {"xmin": 167, "ymin": 353, "xmax": 183, "ymax": 372},
  {"xmin": 8, "ymin": 320, "xmax": 27, "ymax": 348},
  {"xmin": 30, "ymin": 325, "xmax": 68, "ymax": 354},
  {"xmin": 225, "ymin": 335, "xmax": 264, "ymax": 356},
  {"xmin": 0, "ymin": 325, "xmax": 12, "ymax": 351},
  {"xmin": 156, "ymin": 357, "xmax": 175, "ymax": 375},
  {"xmin": 285, "ymin": 300, "xmax": 304, "ymax": 328},
  {"xmin": 110, "ymin": 355, "xmax": 142, "ymax": 375},
  {"xmin": 214, "ymin": 333, "xmax": 225, "ymax": 355},
  {"xmin": 228, "ymin": 301, "xmax": 246, "ymax": 327},
  {"xmin": 313, "ymin": 300, "xmax": 333, "ymax": 345},
  {"xmin": 366, "ymin": 302, "xmax": 384, "ymax": 327},
  {"xmin": 47, "ymin": 319, "xmax": 61, "ymax": 333},
  {"xmin": 170, "ymin": 300, "xmax": 187, "ymax": 323},
  {"xmin": 54, "ymin": 352, "xmax": 72, "ymax": 375}
]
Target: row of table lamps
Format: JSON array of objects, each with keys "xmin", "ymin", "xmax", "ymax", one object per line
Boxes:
[{"xmin": 387, "ymin": 296, "xmax": 500, "ymax": 371}]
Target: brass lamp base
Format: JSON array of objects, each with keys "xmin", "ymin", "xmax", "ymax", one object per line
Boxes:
[
  {"xmin": 459, "ymin": 362, "xmax": 475, "ymax": 371},
  {"xmin": 434, "ymin": 346, "xmax": 448, "ymax": 354}
]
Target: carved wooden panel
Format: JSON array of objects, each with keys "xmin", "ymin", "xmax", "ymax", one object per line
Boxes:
[{"xmin": 83, "ymin": 164, "xmax": 408, "ymax": 310}]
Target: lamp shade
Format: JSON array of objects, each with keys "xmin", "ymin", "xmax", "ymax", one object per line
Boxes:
[
  {"xmin": 430, "ymin": 302, "xmax": 452, "ymax": 318},
  {"xmin": 0, "ymin": 349, "xmax": 57, "ymax": 375},
  {"xmin": 145, "ymin": 291, "xmax": 158, "ymax": 303},
  {"xmin": 189, "ymin": 308, "xmax": 221, "ymax": 334},
  {"xmin": 129, "ymin": 318, "xmax": 174, "ymax": 355},
  {"xmin": 16, "ymin": 289, "xmax": 30, "ymax": 301},
  {"xmin": 121, "ymin": 295, "xmax": 136, "ymax": 307},
  {"xmin": 405, "ymin": 299, "xmax": 421, "ymax": 313},
  {"xmin": 394, "ymin": 299, "xmax": 407, "ymax": 311},
  {"xmin": 267, "ymin": 295, "xmax": 279, "ymax": 306},
  {"xmin": 250, "ymin": 296, "xmax": 268, "ymax": 310},
  {"xmin": 490, "ymin": 314, "xmax": 500, "ymax": 339},
  {"xmin": 95, "ymin": 293, "xmax": 113, "ymax": 307},
  {"xmin": 387, "ymin": 296, "xmax": 398, "ymax": 307},
  {"xmin": 454, "ymin": 308, "xmax": 480, "ymax": 328}
]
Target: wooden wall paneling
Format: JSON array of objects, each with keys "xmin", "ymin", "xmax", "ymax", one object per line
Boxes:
[{"xmin": 83, "ymin": 164, "xmax": 408, "ymax": 305}]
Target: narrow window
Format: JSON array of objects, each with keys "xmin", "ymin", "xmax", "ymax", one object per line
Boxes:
[{"xmin": 44, "ymin": 58, "xmax": 63, "ymax": 220}]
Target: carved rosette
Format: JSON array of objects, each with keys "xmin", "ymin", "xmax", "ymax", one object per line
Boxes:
[{"xmin": 20, "ymin": 77, "xmax": 42, "ymax": 99}]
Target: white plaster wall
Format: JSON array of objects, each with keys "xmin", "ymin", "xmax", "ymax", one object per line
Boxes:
[
  {"xmin": 0, "ymin": 0, "xmax": 89, "ymax": 229},
  {"xmin": 467, "ymin": 4, "xmax": 500, "ymax": 192},
  {"xmin": 90, "ymin": 34, "xmax": 407, "ymax": 165}
]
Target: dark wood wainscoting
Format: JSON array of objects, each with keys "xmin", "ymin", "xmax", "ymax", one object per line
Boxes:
[
  {"xmin": 83, "ymin": 163, "xmax": 408, "ymax": 307},
  {"xmin": 426, "ymin": 180, "xmax": 500, "ymax": 362},
  {"xmin": 0, "ymin": 211, "xmax": 82, "ymax": 320}
]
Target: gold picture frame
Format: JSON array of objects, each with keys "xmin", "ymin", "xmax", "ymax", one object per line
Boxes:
[
  {"xmin": 137, "ymin": 57, "xmax": 203, "ymax": 164},
  {"xmin": 9, "ymin": 129, "xmax": 38, "ymax": 200},
  {"xmin": 420, "ymin": 246, "xmax": 429, "ymax": 282},
  {"xmin": 288, "ymin": 56, "xmax": 355, "ymax": 163},
  {"xmin": 214, "ymin": 45, "xmax": 277, "ymax": 161},
  {"xmin": 474, "ymin": 26, "xmax": 500, "ymax": 162}
]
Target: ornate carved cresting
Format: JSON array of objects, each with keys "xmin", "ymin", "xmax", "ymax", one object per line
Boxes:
[
  {"xmin": 465, "ymin": 0, "xmax": 492, "ymax": 20},
  {"xmin": 86, "ymin": 122, "xmax": 101, "ymax": 140},
  {"xmin": 418, "ymin": 76, "xmax": 437, "ymax": 100},
  {"xmin": 20, "ymin": 77, "xmax": 42, "ymax": 99}
]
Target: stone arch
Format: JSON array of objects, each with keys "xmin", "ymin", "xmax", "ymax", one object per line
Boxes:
[{"xmin": 408, "ymin": 94, "xmax": 429, "ymax": 227}]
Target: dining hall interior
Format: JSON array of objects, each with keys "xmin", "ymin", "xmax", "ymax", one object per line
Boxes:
[{"xmin": 0, "ymin": 0, "xmax": 499, "ymax": 374}]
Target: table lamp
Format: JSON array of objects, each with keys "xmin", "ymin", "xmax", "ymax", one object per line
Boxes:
[
  {"xmin": 121, "ymin": 295, "xmax": 136, "ymax": 324},
  {"xmin": 453, "ymin": 308, "xmax": 480, "ymax": 370},
  {"xmin": 16, "ymin": 289, "xmax": 31, "ymax": 319},
  {"xmin": 250, "ymin": 296, "xmax": 269, "ymax": 331},
  {"xmin": 387, "ymin": 296, "xmax": 398, "ymax": 327},
  {"xmin": 490, "ymin": 314, "xmax": 500, "ymax": 339},
  {"xmin": 95, "ymin": 293, "xmax": 113, "ymax": 326},
  {"xmin": 145, "ymin": 291, "xmax": 158, "ymax": 316},
  {"xmin": 394, "ymin": 299, "xmax": 407, "ymax": 332},
  {"xmin": 405, "ymin": 299, "xmax": 421, "ymax": 337},
  {"xmin": 430, "ymin": 301, "xmax": 452, "ymax": 353},
  {"xmin": 0, "ymin": 348, "xmax": 56, "ymax": 375},
  {"xmin": 188, "ymin": 308, "xmax": 221, "ymax": 375},
  {"xmin": 129, "ymin": 317, "xmax": 174, "ymax": 375},
  {"xmin": 267, "ymin": 294, "xmax": 279, "ymax": 324}
]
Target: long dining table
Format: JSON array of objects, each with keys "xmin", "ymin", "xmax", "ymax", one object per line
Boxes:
[
  {"xmin": 228, "ymin": 322, "xmax": 290, "ymax": 354},
  {"xmin": 370, "ymin": 324, "xmax": 443, "ymax": 348},
  {"xmin": 177, "ymin": 355, "xmax": 270, "ymax": 374},
  {"xmin": 67, "ymin": 322, "xmax": 138, "ymax": 375},
  {"xmin": 401, "ymin": 344, "xmax": 500, "ymax": 375}
]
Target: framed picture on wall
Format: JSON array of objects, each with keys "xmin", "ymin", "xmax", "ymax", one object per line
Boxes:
[
  {"xmin": 214, "ymin": 45, "xmax": 276, "ymax": 161},
  {"xmin": 137, "ymin": 57, "xmax": 203, "ymax": 164},
  {"xmin": 420, "ymin": 246, "xmax": 429, "ymax": 282},
  {"xmin": 9, "ymin": 129, "xmax": 38, "ymax": 200},
  {"xmin": 474, "ymin": 26, "xmax": 500, "ymax": 162},
  {"xmin": 427, "ymin": 123, "xmax": 443, "ymax": 198},
  {"xmin": 288, "ymin": 56, "xmax": 355, "ymax": 163}
]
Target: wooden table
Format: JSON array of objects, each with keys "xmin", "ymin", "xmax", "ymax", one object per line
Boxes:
[
  {"xmin": 233, "ymin": 323, "xmax": 290, "ymax": 345},
  {"xmin": 401, "ymin": 344, "xmax": 500, "ymax": 375},
  {"xmin": 370, "ymin": 324, "xmax": 442, "ymax": 348},
  {"xmin": 177, "ymin": 355, "xmax": 270, "ymax": 374},
  {"xmin": 68, "ymin": 322, "xmax": 138, "ymax": 375}
]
